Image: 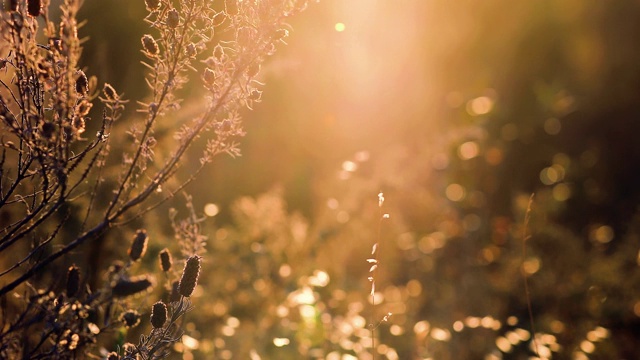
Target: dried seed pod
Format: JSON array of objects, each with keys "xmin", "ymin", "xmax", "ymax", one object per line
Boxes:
[
  {"xmin": 112, "ymin": 277, "xmax": 152, "ymax": 297},
  {"xmin": 27, "ymin": 0, "xmax": 41, "ymax": 16},
  {"xmin": 66, "ymin": 265, "xmax": 80, "ymax": 297},
  {"xmin": 141, "ymin": 35, "xmax": 159, "ymax": 56},
  {"xmin": 128, "ymin": 229, "xmax": 148, "ymax": 261},
  {"xmin": 159, "ymin": 248, "xmax": 172, "ymax": 272},
  {"xmin": 150, "ymin": 301, "xmax": 167, "ymax": 328},
  {"xmin": 120, "ymin": 310, "xmax": 141, "ymax": 328},
  {"xmin": 178, "ymin": 255, "xmax": 201, "ymax": 297},
  {"xmin": 166, "ymin": 9, "xmax": 179, "ymax": 28},
  {"xmin": 145, "ymin": 0, "xmax": 160, "ymax": 10},
  {"xmin": 75, "ymin": 70, "xmax": 88, "ymax": 95}
]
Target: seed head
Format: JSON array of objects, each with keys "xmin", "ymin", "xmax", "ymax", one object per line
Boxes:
[
  {"xmin": 159, "ymin": 248, "xmax": 173, "ymax": 272},
  {"xmin": 120, "ymin": 309, "xmax": 141, "ymax": 328},
  {"xmin": 129, "ymin": 229, "xmax": 148, "ymax": 261},
  {"xmin": 75, "ymin": 70, "xmax": 88, "ymax": 95},
  {"xmin": 66, "ymin": 265, "xmax": 80, "ymax": 297},
  {"xmin": 112, "ymin": 277, "xmax": 152, "ymax": 297},
  {"xmin": 167, "ymin": 9, "xmax": 180, "ymax": 28},
  {"xmin": 150, "ymin": 301, "xmax": 168, "ymax": 328},
  {"xmin": 107, "ymin": 352, "xmax": 119, "ymax": 360},
  {"xmin": 103, "ymin": 83, "xmax": 117, "ymax": 100},
  {"xmin": 145, "ymin": 0, "xmax": 160, "ymax": 10},
  {"xmin": 178, "ymin": 255, "xmax": 201, "ymax": 297},
  {"xmin": 27, "ymin": 0, "xmax": 41, "ymax": 17},
  {"xmin": 141, "ymin": 35, "xmax": 159, "ymax": 56}
]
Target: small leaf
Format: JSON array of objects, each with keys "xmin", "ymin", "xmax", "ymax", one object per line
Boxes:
[
  {"xmin": 371, "ymin": 243, "xmax": 378, "ymax": 255},
  {"xmin": 368, "ymin": 276, "xmax": 374, "ymax": 281},
  {"xmin": 366, "ymin": 259, "xmax": 378, "ymax": 264},
  {"xmin": 369, "ymin": 264, "xmax": 377, "ymax": 272}
]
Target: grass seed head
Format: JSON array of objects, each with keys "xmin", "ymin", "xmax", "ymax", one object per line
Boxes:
[
  {"xmin": 159, "ymin": 248, "xmax": 172, "ymax": 272},
  {"xmin": 178, "ymin": 255, "xmax": 201, "ymax": 297},
  {"xmin": 129, "ymin": 229, "xmax": 148, "ymax": 261},
  {"xmin": 141, "ymin": 34, "xmax": 159, "ymax": 56},
  {"xmin": 112, "ymin": 277, "xmax": 152, "ymax": 297},
  {"xmin": 150, "ymin": 301, "xmax": 168, "ymax": 328},
  {"xmin": 120, "ymin": 310, "xmax": 141, "ymax": 328},
  {"xmin": 167, "ymin": 9, "xmax": 179, "ymax": 28}
]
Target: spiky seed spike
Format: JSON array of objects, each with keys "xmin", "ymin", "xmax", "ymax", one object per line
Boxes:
[
  {"xmin": 66, "ymin": 265, "xmax": 80, "ymax": 297},
  {"xmin": 141, "ymin": 35, "xmax": 159, "ymax": 56},
  {"xmin": 167, "ymin": 9, "xmax": 179, "ymax": 28},
  {"xmin": 159, "ymin": 248, "xmax": 172, "ymax": 272},
  {"xmin": 75, "ymin": 70, "xmax": 88, "ymax": 95},
  {"xmin": 27, "ymin": 0, "xmax": 40, "ymax": 16},
  {"xmin": 129, "ymin": 229, "xmax": 148, "ymax": 261},
  {"xmin": 150, "ymin": 301, "xmax": 167, "ymax": 328},
  {"xmin": 112, "ymin": 277, "xmax": 152, "ymax": 297},
  {"xmin": 178, "ymin": 255, "xmax": 201, "ymax": 297}
]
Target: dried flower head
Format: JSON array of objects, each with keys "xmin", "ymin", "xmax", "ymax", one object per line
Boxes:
[
  {"xmin": 150, "ymin": 301, "xmax": 168, "ymax": 329},
  {"xmin": 75, "ymin": 70, "xmax": 88, "ymax": 95},
  {"xmin": 27, "ymin": 0, "xmax": 41, "ymax": 17},
  {"xmin": 141, "ymin": 34, "xmax": 159, "ymax": 56},
  {"xmin": 66, "ymin": 265, "xmax": 80, "ymax": 297},
  {"xmin": 167, "ymin": 9, "xmax": 180, "ymax": 29},
  {"xmin": 120, "ymin": 309, "xmax": 141, "ymax": 328},
  {"xmin": 159, "ymin": 248, "xmax": 172, "ymax": 272},
  {"xmin": 112, "ymin": 277, "xmax": 152, "ymax": 297},
  {"xmin": 128, "ymin": 229, "xmax": 148, "ymax": 261},
  {"xmin": 178, "ymin": 255, "xmax": 201, "ymax": 297}
]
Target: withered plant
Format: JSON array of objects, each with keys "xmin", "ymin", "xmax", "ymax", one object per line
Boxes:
[{"xmin": 0, "ymin": 0, "xmax": 312, "ymax": 357}]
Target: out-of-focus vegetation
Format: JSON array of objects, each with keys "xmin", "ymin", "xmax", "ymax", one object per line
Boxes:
[{"xmin": 4, "ymin": 0, "xmax": 640, "ymax": 358}]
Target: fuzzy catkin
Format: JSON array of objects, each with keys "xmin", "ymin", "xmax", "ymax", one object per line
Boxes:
[
  {"xmin": 129, "ymin": 229, "xmax": 148, "ymax": 261},
  {"xmin": 159, "ymin": 248, "xmax": 172, "ymax": 272},
  {"xmin": 178, "ymin": 255, "xmax": 201, "ymax": 297},
  {"xmin": 150, "ymin": 301, "xmax": 168, "ymax": 328}
]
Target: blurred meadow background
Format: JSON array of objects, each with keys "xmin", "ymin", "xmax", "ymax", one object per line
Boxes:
[{"xmin": 5, "ymin": 0, "xmax": 640, "ymax": 359}]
